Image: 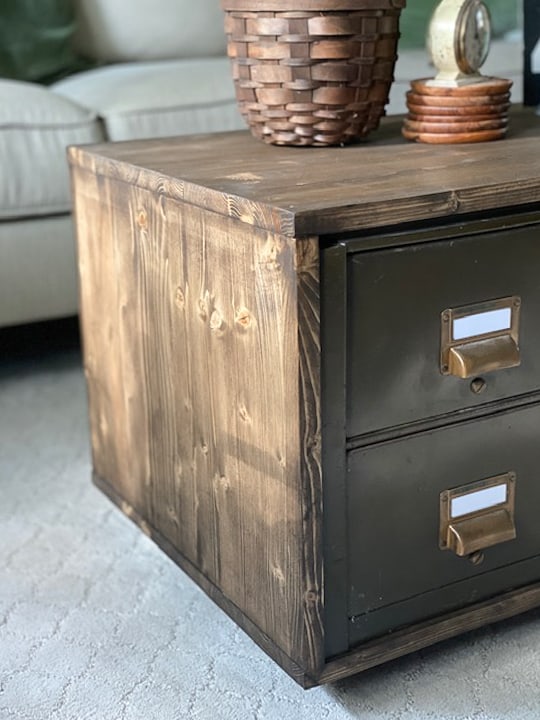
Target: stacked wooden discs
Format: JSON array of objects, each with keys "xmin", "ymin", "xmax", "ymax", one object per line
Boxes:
[{"xmin": 402, "ymin": 77, "xmax": 512, "ymax": 144}]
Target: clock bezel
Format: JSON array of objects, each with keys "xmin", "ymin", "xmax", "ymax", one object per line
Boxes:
[{"xmin": 454, "ymin": 0, "xmax": 492, "ymax": 74}]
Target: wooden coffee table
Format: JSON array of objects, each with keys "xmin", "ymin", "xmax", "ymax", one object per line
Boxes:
[{"xmin": 69, "ymin": 109, "xmax": 540, "ymax": 687}]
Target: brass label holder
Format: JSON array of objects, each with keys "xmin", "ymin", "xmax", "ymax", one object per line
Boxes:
[
  {"xmin": 440, "ymin": 296, "xmax": 521, "ymax": 379},
  {"xmin": 439, "ymin": 472, "xmax": 517, "ymax": 558}
]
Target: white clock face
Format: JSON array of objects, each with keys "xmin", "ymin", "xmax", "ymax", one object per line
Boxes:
[{"xmin": 456, "ymin": 0, "xmax": 491, "ymax": 73}]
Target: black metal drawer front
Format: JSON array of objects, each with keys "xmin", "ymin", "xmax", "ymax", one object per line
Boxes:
[
  {"xmin": 347, "ymin": 403, "xmax": 540, "ymax": 619},
  {"xmin": 347, "ymin": 224, "xmax": 540, "ymax": 437}
]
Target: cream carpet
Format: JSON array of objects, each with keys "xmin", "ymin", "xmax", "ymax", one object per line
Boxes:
[{"xmin": 1, "ymin": 326, "xmax": 540, "ymax": 720}]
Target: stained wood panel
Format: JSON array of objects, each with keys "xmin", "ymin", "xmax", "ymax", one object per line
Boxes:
[
  {"xmin": 71, "ymin": 166, "xmax": 324, "ymax": 674},
  {"xmin": 73, "ymin": 168, "xmax": 151, "ymax": 516},
  {"xmin": 295, "ymin": 237, "xmax": 324, "ymax": 668},
  {"xmin": 69, "ymin": 110, "xmax": 540, "ymax": 238}
]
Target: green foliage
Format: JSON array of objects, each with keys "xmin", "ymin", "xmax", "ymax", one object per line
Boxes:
[{"xmin": 0, "ymin": 0, "xmax": 92, "ymax": 84}]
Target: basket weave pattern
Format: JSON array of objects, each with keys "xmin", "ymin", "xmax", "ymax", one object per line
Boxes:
[{"xmin": 224, "ymin": 2, "xmax": 405, "ymax": 146}]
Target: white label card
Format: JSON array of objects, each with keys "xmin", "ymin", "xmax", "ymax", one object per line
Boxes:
[
  {"xmin": 450, "ymin": 484, "xmax": 508, "ymax": 519},
  {"xmin": 452, "ymin": 307, "xmax": 512, "ymax": 341}
]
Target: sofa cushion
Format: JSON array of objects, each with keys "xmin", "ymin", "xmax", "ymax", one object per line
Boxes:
[
  {"xmin": 73, "ymin": 0, "xmax": 227, "ymax": 63},
  {"xmin": 0, "ymin": 79, "xmax": 104, "ymax": 219},
  {"xmin": 52, "ymin": 58, "xmax": 245, "ymax": 141}
]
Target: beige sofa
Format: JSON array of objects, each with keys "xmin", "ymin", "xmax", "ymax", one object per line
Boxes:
[
  {"xmin": 0, "ymin": 0, "xmax": 244, "ymax": 328},
  {"xmin": 0, "ymin": 1, "xmax": 525, "ymax": 329}
]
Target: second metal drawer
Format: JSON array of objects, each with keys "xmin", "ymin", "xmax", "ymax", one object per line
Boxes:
[{"xmin": 347, "ymin": 403, "xmax": 540, "ymax": 623}]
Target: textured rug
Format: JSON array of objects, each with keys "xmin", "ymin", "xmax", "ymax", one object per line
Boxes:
[{"xmin": 1, "ymin": 333, "xmax": 540, "ymax": 720}]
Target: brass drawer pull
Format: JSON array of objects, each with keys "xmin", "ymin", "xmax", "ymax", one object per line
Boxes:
[
  {"xmin": 440, "ymin": 296, "xmax": 521, "ymax": 379},
  {"xmin": 440, "ymin": 472, "xmax": 516, "ymax": 558}
]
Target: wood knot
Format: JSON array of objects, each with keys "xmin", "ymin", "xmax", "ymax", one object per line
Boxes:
[
  {"xmin": 260, "ymin": 238, "xmax": 283, "ymax": 270},
  {"xmin": 238, "ymin": 403, "xmax": 251, "ymax": 423},
  {"xmin": 166, "ymin": 506, "xmax": 178, "ymax": 524},
  {"xmin": 235, "ymin": 307, "xmax": 252, "ymax": 329},
  {"xmin": 276, "ymin": 451, "xmax": 286, "ymax": 469},
  {"xmin": 198, "ymin": 298, "xmax": 208, "ymax": 321},
  {"xmin": 216, "ymin": 475, "xmax": 230, "ymax": 492},
  {"xmin": 139, "ymin": 520, "xmax": 152, "ymax": 538},
  {"xmin": 174, "ymin": 287, "xmax": 185, "ymax": 308},
  {"xmin": 137, "ymin": 209, "xmax": 148, "ymax": 229},
  {"xmin": 121, "ymin": 500, "xmax": 134, "ymax": 517},
  {"xmin": 210, "ymin": 309, "xmax": 225, "ymax": 333},
  {"xmin": 175, "ymin": 460, "xmax": 183, "ymax": 480},
  {"xmin": 99, "ymin": 413, "xmax": 109, "ymax": 436},
  {"xmin": 224, "ymin": 172, "xmax": 262, "ymax": 182},
  {"xmin": 448, "ymin": 192, "xmax": 460, "ymax": 213}
]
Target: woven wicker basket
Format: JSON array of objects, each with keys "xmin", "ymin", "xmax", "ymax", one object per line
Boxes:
[{"xmin": 222, "ymin": 0, "xmax": 406, "ymax": 146}]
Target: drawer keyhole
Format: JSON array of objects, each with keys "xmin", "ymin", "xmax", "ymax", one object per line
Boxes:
[
  {"xmin": 469, "ymin": 551, "xmax": 485, "ymax": 566},
  {"xmin": 470, "ymin": 377, "xmax": 487, "ymax": 394}
]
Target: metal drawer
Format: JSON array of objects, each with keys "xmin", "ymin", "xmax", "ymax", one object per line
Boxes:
[
  {"xmin": 347, "ymin": 224, "xmax": 540, "ymax": 437},
  {"xmin": 347, "ymin": 403, "xmax": 540, "ymax": 621}
]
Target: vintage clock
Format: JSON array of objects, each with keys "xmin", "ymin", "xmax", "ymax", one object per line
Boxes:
[
  {"xmin": 428, "ymin": 0, "xmax": 492, "ymax": 86},
  {"xmin": 403, "ymin": 0, "xmax": 511, "ymax": 143}
]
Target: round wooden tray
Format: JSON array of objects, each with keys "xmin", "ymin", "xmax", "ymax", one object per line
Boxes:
[
  {"xmin": 410, "ymin": 77, "xmax": 513, "ymax": 97},
  {"xmin": 403, "ymin": 117, "xmax": 508, "ymax": 134},
  {"xmin": 406, "ymin": 102, "xmax": 510, "ymax": 117},
  {"xmin": 403, "ymin": 76, "xmax": 512, "ymax": 144},
  {"xmin": 406, "ymin": 91, "xmax": 510, "ymax": 107},
  {"xmin": 402, "ymin": 126, "xmax": 507, "ymax": 144},
  {"xmin": 406, "ymin": 112, "xmax": 508, "ymax": 125}
]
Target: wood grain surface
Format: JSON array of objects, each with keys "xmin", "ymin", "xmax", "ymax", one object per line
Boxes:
[
  {"xmin": 71, "ymin": 166, "xmax": 324, "ymax": 675},
  {"xmin": 69, "ymin": 110, "xmax": 540, "ymax": 238}
]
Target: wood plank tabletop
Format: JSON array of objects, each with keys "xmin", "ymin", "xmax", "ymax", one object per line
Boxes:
[{"xmin": 69, "ymin": 108, "xmax": 540, "ymax": 237}]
